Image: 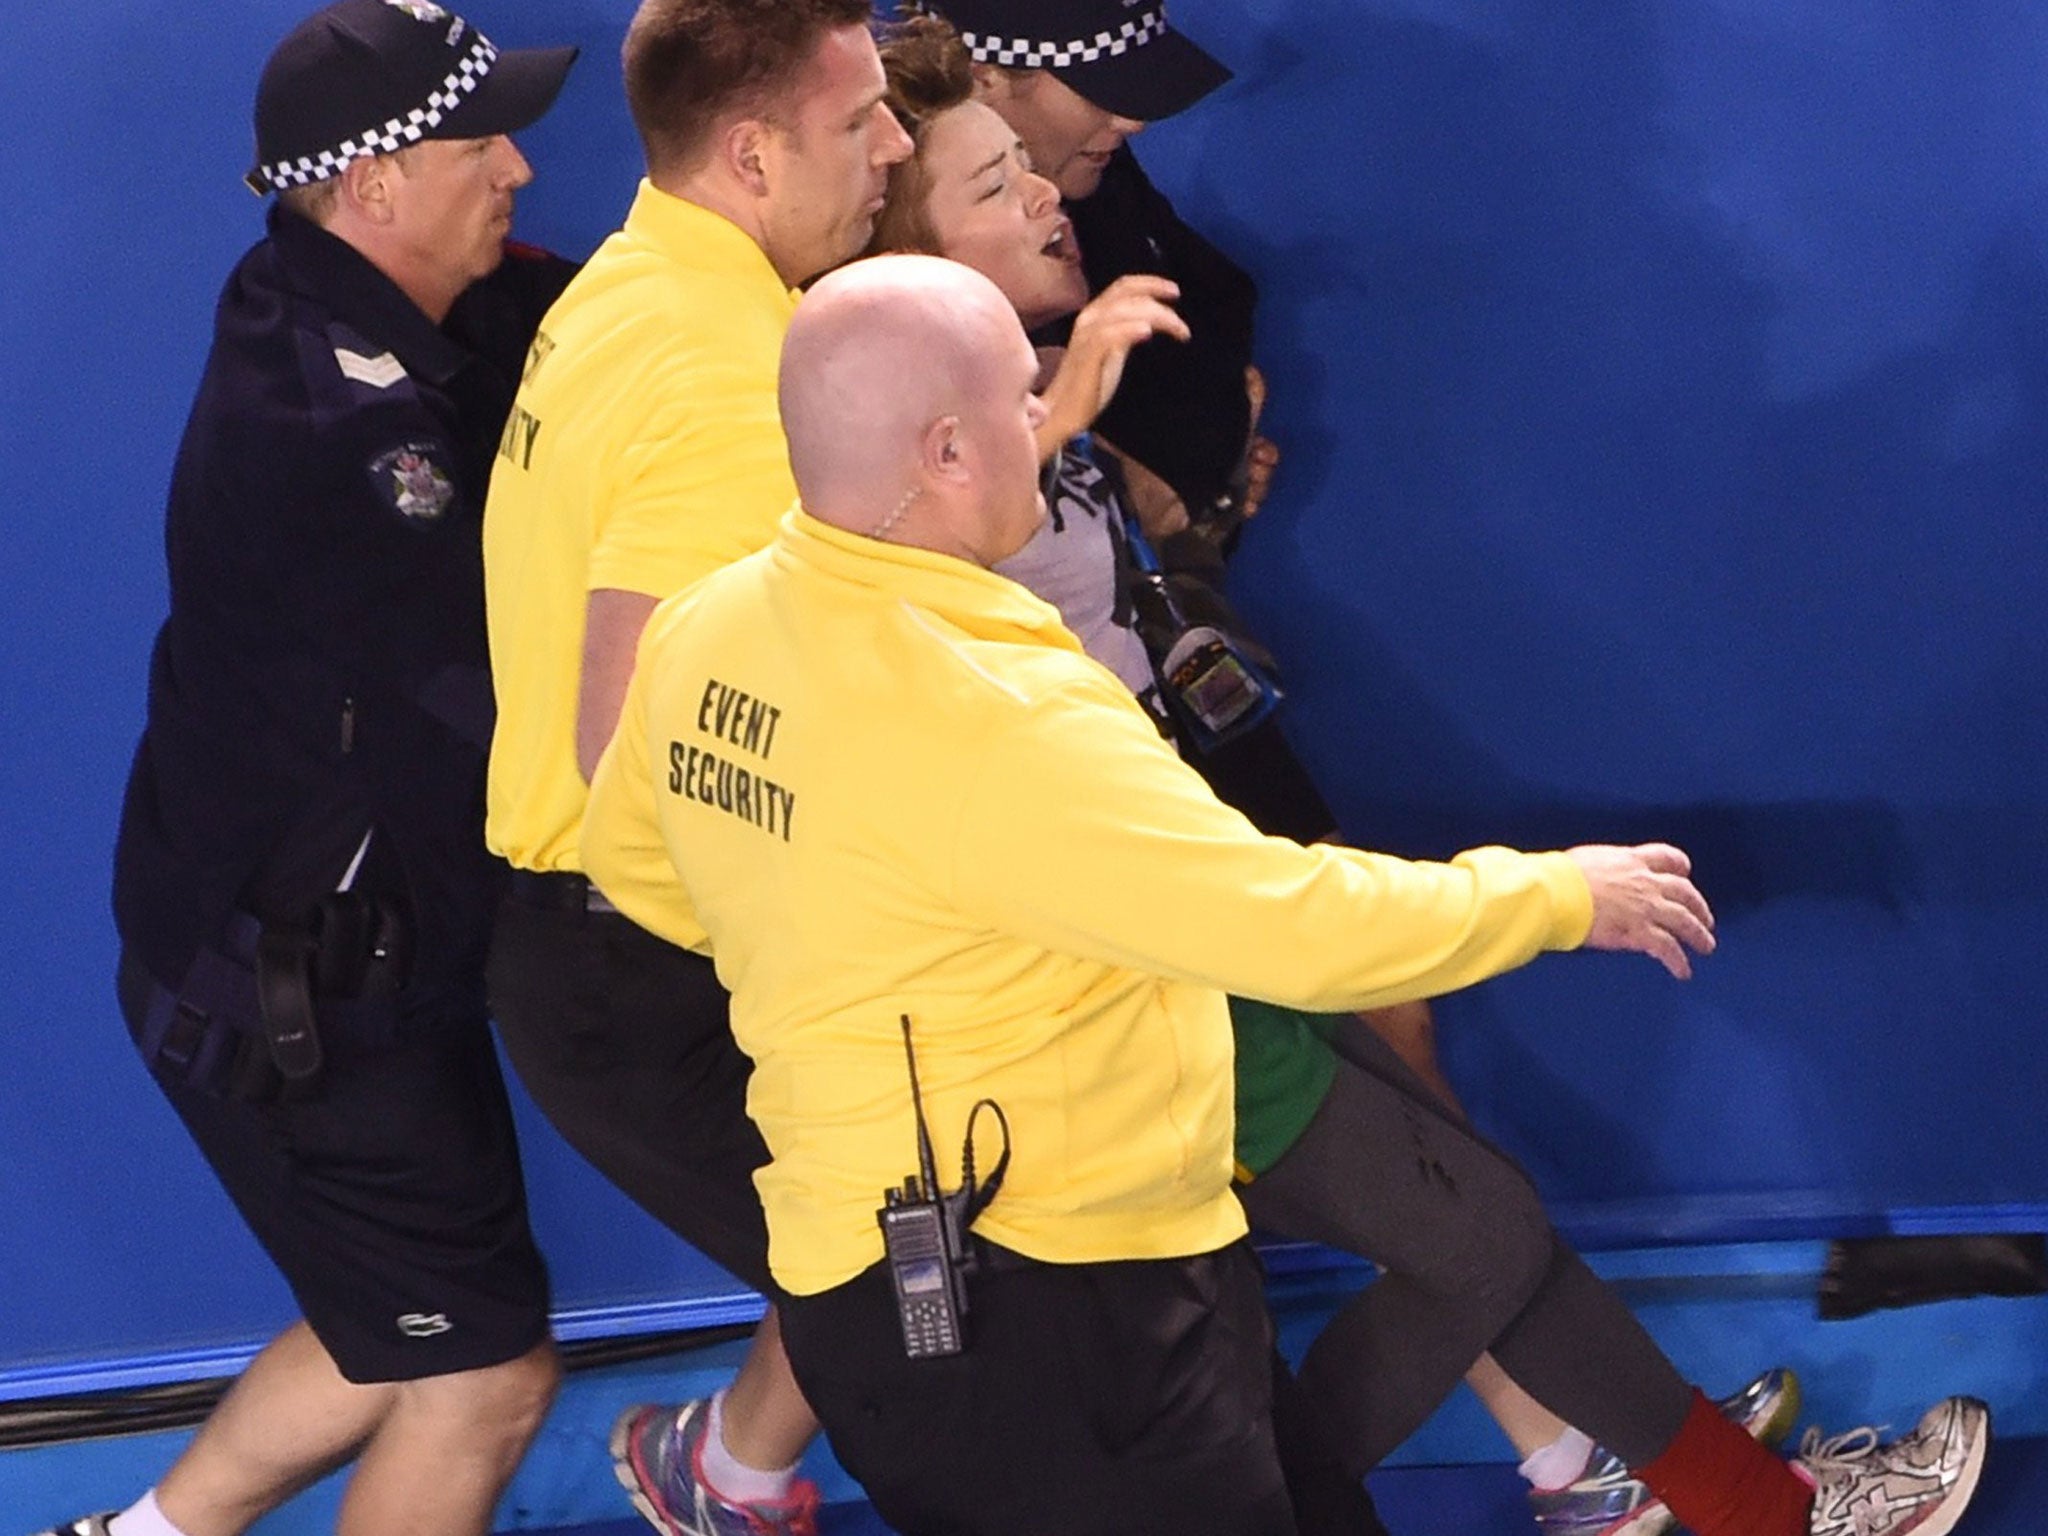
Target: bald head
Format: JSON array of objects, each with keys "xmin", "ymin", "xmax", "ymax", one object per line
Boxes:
[{"xmin": 779, "ymin": 254, "xmax": 1048, "ymax": 564}]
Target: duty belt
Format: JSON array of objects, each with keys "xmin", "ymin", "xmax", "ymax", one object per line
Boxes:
[{"xmin": 136, "ymin": 904, "xmax": 398, "ymax": 1102}]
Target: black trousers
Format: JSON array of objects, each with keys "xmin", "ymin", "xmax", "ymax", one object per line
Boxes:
[
  {"xmin": 489, "ymin": 894, "xmax": 1388, "ymax": 1530},
  {"xmin": 1241, "ymin": 1018, "xmax": 1694, "ymax": 1474},
  {"xmin": 781, "ymin": 1242, "xmax": 1300, "ymax": 1536},
  {"xmin": 486, "ymin": 893, "xmax": 772, "ymax": 1292}
]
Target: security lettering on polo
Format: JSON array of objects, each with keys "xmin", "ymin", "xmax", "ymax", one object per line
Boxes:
[
  {"xmin": 667, "ymin": 678, "xmax": 797, "ymax": 842},
  {"xmin": 497, "ymin": 404, "xmax": 543, "ymax": 470},
  {"xmin": 496, "ymin": 330, "xmax": 555, "ymax": 472}
]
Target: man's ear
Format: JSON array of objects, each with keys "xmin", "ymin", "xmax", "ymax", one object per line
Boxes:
[
  {"xmin": 922, "ymin": 415, "xmax": 969, "ymax": 483},
  {"xmin": 722, "ymin": 117, "xmax": 773, "ymax": 197},
  {"xmin": 968, "ymin": 61, "xmax": 1009, "ymax": 105},
  {"xmin": 338, "ymin": 154, "xmax": 395, "ymax": 224}
]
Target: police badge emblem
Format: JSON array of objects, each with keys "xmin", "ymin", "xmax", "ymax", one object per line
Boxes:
[
  {"xmin": 382, "ymin": 0, "xmax": 451, "ymax": 21},
  {"xmin": 369, "ymin": 443, "xmax": 456, "ymax": 522}
]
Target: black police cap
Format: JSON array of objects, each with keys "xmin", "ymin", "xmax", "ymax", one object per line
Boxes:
[
  {"xmin": 913, "ymin": 0, "xmax": 1230, "ymax": 122},
  {"xmin": 246, "ymin": 0, "xmax": 577, "ymax": 195}
]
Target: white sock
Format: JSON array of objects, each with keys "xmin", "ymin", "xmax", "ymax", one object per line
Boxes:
[
  {"xmin": 107, "ymin": 1491, "xmax": 192, "ymax": 1536},
  {"xmin": 698, "ymin": 1390, "xmax": 797, "ymax": 1505},
  {"xmin": 1520, "ymin": 1426, "xmax": 1596, "ymax": 1491}
]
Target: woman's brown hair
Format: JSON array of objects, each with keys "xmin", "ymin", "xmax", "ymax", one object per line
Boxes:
[{"xmin": 868, "ymin": 14, "xmax": 978, "ymax": 256}]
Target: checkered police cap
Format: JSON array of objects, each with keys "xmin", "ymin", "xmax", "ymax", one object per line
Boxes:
[
  {"xmin": 911, "ymin": 0, "xmax": 1230, "ymax": 122},
  {"xmin": 246, "ymin": 0, "xmax": 576, "ymax": 195}
]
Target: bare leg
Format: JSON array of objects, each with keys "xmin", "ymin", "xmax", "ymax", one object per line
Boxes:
[
  {"xmin": 152, "ymin": 1321, "xmax": 556, "ymax": 1536},
  {"xmin": 715, "ymin": 1308, "xmax": 818, "ymax": 1471},
  {"xmin": 1465, "ymin": 1353, "xmax": 1580, "ymax": 1460},
  {"xmin": 337, "ymin": 1340, "xmax": 559, "ymax": 1536},
  {"xmin": 153, "ymin": 1323, "xmax": 390, "ymax": 1536},
  {"xmin": 1355, "ymin": 1001, "xmax": 1575, "ymax": 1461}
]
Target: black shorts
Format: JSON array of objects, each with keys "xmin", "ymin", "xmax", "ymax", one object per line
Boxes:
[
  {"xmin": 487, "ymin": 884, "xmax": 772, "ymax": 1293},
  {"xmin": 780, "ymin": 1241, "xmax": 1296, "ymax": 1536},
  {"xmin": 118, "ymin": 953, "xmax": 550, "ymax": 1384}
]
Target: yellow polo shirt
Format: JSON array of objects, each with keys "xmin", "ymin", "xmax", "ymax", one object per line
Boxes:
[
  {"xmin": 582, "ymin": 511, "xmax": 1596, "ymax": 1295},
  {"xmin": 482, "ymin": 182, "xmax": 800, "ymax": 872}
]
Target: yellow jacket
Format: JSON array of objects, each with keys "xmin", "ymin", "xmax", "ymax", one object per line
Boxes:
[{"xmin": 583, "ymin": 511, "xmax": 1594, "ymax": 1294}]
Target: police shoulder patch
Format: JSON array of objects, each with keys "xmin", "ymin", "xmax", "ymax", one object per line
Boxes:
[{"xmin": 368, "ymin": 441, "xmax": 456, "ymax": 523}]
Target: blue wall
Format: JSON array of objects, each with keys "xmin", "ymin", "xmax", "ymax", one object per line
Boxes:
[
  {"xmin": 0, "ymin": 0, "xmax": 727, "ymax": 1396},
  {"xmin": 1134, "ymin": 0, "xmax": 2048, "ymax": 1229},
  {"xmin": 4, "ymin": 0, "xmax": 2045, "ymax": 1393}
]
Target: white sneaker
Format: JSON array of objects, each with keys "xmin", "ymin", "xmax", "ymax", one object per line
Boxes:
[{"xmin": 1801, "ymin": 1396, "xmax": 1990, "ymax": 1536}]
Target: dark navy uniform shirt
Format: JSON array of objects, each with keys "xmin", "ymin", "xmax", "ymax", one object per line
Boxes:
[
  {"xmin": 1047, "ymin": 144, "xmax": 1259, "ymax": 519},
  {"xmin": 113, "ymin": 207, "xmax": 574, "ymax": 1028},
  {"xmin": 1050, "ymin": 151, "xmax": 1337, "ymax": 846}
]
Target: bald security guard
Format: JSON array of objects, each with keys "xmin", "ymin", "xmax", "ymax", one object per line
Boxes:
[{"xmin": 578, "ymin": 254, "xmax": 1722, "ymax": 1536}]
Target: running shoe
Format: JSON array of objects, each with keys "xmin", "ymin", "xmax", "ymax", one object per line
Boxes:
[
  {"xmin": 611, "ymin": 1398, "xmax": 821, "ymax": 1536},
  {"xmin": 1799, "ymin": 1395, "xmax": 1990, "ymax": 1536},
  {"xmin": 32, "ymin": 1520, "xmax": 115, "ymax": 1536},
  {"xmin": 1528, "ymin": 1366, "xmax": 1803, "ymax": 1536}
]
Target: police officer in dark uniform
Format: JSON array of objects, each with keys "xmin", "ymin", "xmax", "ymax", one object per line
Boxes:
[{"xmin": 48, "ymin": 6, "xmax": 579, "ymax": 1535}]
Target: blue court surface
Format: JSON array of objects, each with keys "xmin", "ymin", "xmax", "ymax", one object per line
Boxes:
[
  {"xmin": 531, "ymin": 1437, "xmax": 2048, "ymax": 1536},
  {"xmin": 8, "ymin": 1412, "xmax": 2044, "ymax": 1535},
  {"xmin": 8, "ymin": 1247, "xmax": 2044, "ymax": 1534}
]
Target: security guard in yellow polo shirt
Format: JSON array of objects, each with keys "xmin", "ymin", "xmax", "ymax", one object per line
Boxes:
[
  {"xmin": 478, "ymin": 2, "xmax": 911, "ymax": 1529},
  {"xmin": 580, "ymin": 254, "xmax": 1718, "ymax": 1536}
]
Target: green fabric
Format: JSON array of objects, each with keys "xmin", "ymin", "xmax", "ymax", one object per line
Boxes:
[{"xmin": 1230, "ymin": 994, "xmax": 1340, "ymax": 1177}]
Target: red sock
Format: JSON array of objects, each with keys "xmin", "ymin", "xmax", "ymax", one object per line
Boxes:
[{"xmin": 1637, "ymin": 1389, "xmax": 1814, "ymax": 1536}]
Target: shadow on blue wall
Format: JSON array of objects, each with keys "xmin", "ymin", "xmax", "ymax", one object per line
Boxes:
[{"xmin": 1133, "ymin": 0, "xmax": 2048, "ymax": 1213}]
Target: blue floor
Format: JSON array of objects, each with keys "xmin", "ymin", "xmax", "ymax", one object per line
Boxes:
[
  {"xmin": 530, "ymin": 1435, "xmax": 2048, "ymax": 1535},
  {"xmin": 8, "ymin": 1244, "xmax": 2044, "ymax": 1533}
]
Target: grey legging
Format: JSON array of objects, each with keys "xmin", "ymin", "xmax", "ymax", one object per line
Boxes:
[{"xmin": 1238, "ymin": 1017, "xmax": 1695, "ymax": 1475}]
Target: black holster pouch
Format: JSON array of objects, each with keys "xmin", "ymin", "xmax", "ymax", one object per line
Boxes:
[{"xmin": 137, "ymin": 895, "xmax": 406, "ymax": 1102}]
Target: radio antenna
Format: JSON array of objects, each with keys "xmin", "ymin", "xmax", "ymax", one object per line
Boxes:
[{"xmin": 900, "ymin": 1014, "xmax": 941, "ymax": 1199}]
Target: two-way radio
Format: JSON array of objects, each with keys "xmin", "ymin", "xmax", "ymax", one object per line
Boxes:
[{"xmin": 877, "ymin": 1014, "xmax": 1007, "ymax": 1359}]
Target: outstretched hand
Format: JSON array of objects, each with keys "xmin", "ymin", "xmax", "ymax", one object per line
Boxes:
[
  {"xmin": 1036, "ymin": 274, "xmax": 1189, "ymax": 459},
  {"xmin": 1565, "ymin": 842, "xmax": 1716, "ymax": 979}
]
